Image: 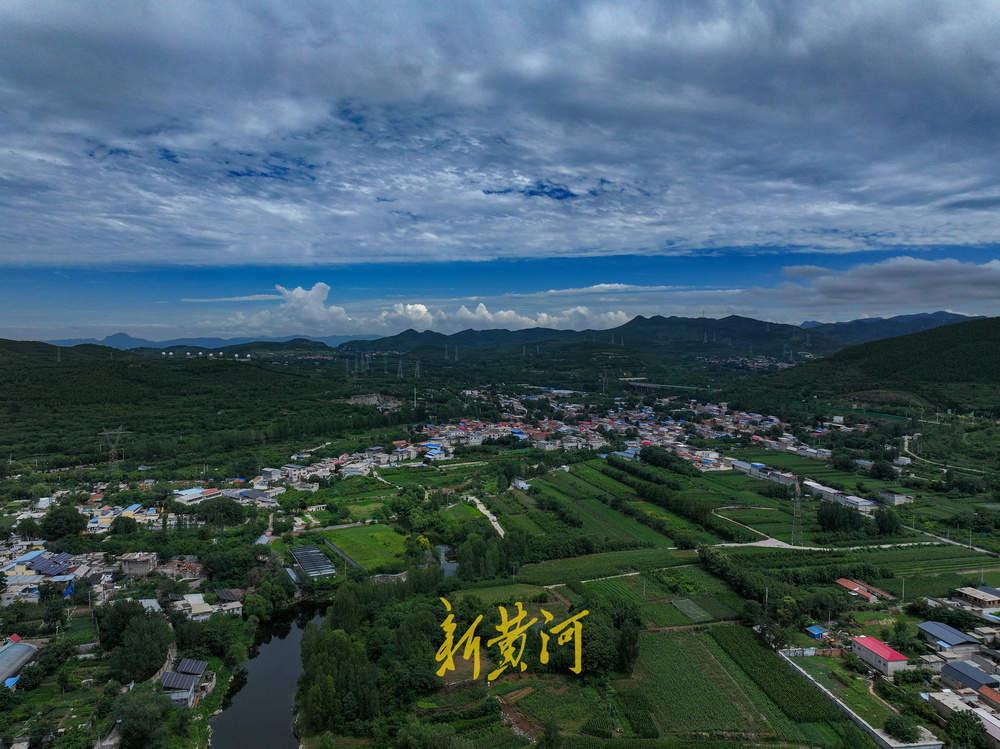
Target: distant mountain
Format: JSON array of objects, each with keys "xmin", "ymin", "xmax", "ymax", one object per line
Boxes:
[
  {"xmin": 798, "ymin": 311, "xmax": 982, "ymax": 345},
  {"xmin": 341, "ymin": 326, "xmax": 575, "ymax": 352},
  {"xmin": 47, "ymin": 332, "xmax": 378, "ymax": 349}
]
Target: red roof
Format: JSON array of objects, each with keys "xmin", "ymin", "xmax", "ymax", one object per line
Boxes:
[{"xmin": 852, "ymin": 636, "xmax": 907, "ymax": 661}]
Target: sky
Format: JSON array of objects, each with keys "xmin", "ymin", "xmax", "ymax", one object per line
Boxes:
[{"xmin": 1, "ymin": 0, "xmax": 999, "ymax": 340}]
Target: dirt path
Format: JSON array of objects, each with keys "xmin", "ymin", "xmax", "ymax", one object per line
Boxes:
[
  {"xmin": 544, "ymin": 584, "xmax": 572, "ymax": 607},
  {"xmin": 466, "ymin": 495, "xmax": 505, "ymax": 538},
  {"xmin": 903, "ymin": 436, "xmax": 985, "ymax": 475},
  {"xmin": 498, "ymin": 695, "xmax": 541, "ymax": 740}
]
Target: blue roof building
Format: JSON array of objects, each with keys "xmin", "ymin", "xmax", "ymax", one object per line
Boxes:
[
  {"xmin": 918, "ymin": 621, "xmax": 978, "ymax": 648},
  {"xmin": 942, "ymin": 661, "xmax": 999, "ymax": 690}
]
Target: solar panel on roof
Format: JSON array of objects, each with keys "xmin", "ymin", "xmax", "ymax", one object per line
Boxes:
[
  {"xmin": 159, "ymin": 672, "xmax": 198, "ymax": 691},
  {"xmin": 177, "ymin": 658, "xmax": 207, "ymax": 676}
]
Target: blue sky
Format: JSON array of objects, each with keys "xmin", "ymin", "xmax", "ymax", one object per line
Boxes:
[{"xmin": 1, "ymin": 1, "xmax": 999, "ymax": 339}]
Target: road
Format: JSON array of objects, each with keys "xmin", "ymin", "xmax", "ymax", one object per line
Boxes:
[
  {"xmin": 466, "ymin": 495, "xmax": 505, "ymax": 538},
  {"xmin": 902, "ymin": 436, "xmax": 985, "ymax": 475}
]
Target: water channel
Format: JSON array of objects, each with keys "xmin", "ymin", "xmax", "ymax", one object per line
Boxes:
[
  {"xmin": 209, "ymin": 605, "xmax": 322, "ymax": 749},
  {"xmin": 210, "ymin": 554, "xmax": 454, "ymax": 746}
]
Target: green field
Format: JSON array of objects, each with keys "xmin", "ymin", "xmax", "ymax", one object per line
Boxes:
[
  {"xmin": 322, "ymin": 523, "xmax": 407, "ymax": 571},
  {"xmin": 628, "ymin": 631, "xmax": 780, "ymax": 737},
  {"xmin": 452, "ymin": 583, "xmax": 549, "ymax": 606},
  {"xmin": 791, "ymin": 656, "xmax": 895, "ymax": 727},
  {"xmin": 516, "ymin": 548, "xmax": 697, "ymax": 586}
]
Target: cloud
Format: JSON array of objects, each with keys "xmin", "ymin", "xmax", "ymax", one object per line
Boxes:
[
  {"xmin": 181, "ymin": 294, "xmax": 282, "ymax": 303},
  {"xmin": 1, "ymin": 1, "xmax": 1000, "ymax": 267}
]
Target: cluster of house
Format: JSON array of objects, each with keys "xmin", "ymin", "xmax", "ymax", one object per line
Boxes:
[
  {"xmin": 850, "ymin": 621, "xmax": 1000, "ymax": 748},
  {"xmin": 1, "ymin": 543, "xmax": 118, "ymax": 605},
  {"xmin": 137, "ymin": 591, "xmax": 242, "ymax": 620},
  {"xmin": 1, "ymin": 543, "xmax": 214, "ymax": 606},
  {"xmin": 800, "ymin": 480, "xmax": 914, "ymax": 516}
]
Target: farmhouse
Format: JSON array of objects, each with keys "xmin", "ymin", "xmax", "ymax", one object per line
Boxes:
[
  {"xmin": 851, "ymin": 636, "xmax": 909, "ymax": 675},
  {"xmin": 941, "ymin": 661, "xmax": 1000, "ymax": 691},
  {"xmin": 956, "ymin": 587, "xmax": 1000, "ymax": 608},
  {"xmin": 918, "ymin": 621, "xmax": 980, "ymax": 656},
  {"xmin": 878, "ymin": 489, "xmax": 915, "ymax": 505}
]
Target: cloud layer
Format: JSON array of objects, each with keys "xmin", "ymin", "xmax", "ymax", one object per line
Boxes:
[
  {"xmin": 179, "ymin": 256, "xmax": 999, "ymax": 337},
  {"xmin": 2, "ymin": 1, "xmax": 1000, "ymax": 266}
]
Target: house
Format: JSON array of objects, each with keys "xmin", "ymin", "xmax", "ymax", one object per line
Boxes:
[
  {"xmin": 159, "ymin": 671, "xmax": 199, "ymax": 707},
  {"xmin": 0, "ymin": 641, "xmax": 38, "ymax": 683},
  {"xmin": 878, "ymin": 489, "xmax": 915, "ymax": 505},
  {"xmin": 261, "ymin": 468, "xmax": 283, "ymax": 482},
  {"xmin": 851, "ymin": 636, "xmax": 909, "ymax": 675},
  {"xmin": 836, "ymin": 578, "xmax": 894, "ymax": 602},
  {"xmin": 941, "ymin": 660, "xmax": 1000, "ymax": 691},
  {"xmin": 919, "ymin": 621, "xmax": 981, "ymax": 655},
  {"xmin": 119, "ymin": 552, "xmax": 157, "ymax": 576},
  {"xmin": 956, "ymin": 587, "xmax": 1000, "ymax": 608}
]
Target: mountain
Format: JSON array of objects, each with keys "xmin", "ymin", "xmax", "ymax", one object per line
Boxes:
[
  {"xmin": 739, "ymin": 316, "xmax": 1000, "ymax": 411},
  {"xmin": 340, "ymin": 326, "xmax": 575, "ymax": 352},
  {"xmin": 340, "ymin": 315, "xmax": 841, "ymax": 358},
  {"xmin": 46, "ymin": 332, "xmax": 378, "ymax": 349},
  {"xmin": 798, "ymin": 311, "xmax": 982, "ymax": 345}
]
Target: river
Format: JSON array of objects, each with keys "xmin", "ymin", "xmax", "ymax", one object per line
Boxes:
[{"xmin": 209, "ymin": 605, "xmax": 323, "ymax": 749}]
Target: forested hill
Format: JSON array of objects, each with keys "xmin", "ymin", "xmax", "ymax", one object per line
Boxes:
[
  {"xmin": 800, "ymin": 311, "xmax": 981, "ymax": 345},
  {"xmin": 729, "ymin": 316, "xmax": 1000, "ymax": 414}
]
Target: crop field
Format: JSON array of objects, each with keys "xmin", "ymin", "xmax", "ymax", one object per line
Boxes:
[
  {"xmin": 583, "ymin": 577, "xmax": 642, "ymax": 602},
  {"xmin": 571, "ymin": 462, "xmax": 638, "ymax": 497},
  {"xmin": 515, "ymin": 680, "xmax": 603, "ymax": 733},
  {"xmin": 709, "ymin": 627, "xmax": 840, "ymax": 723},
  {"xmin": 672, "ymin": 597, "xmax": 711, "ymax": 622},
  {"xmin": 627, "ymin": 501, "xmax": 723, "ymax": 545},
  {"xmin": 873, "ymin": 568, "xmax": 1000, "ymax": 598},
  {"xmin": 639, "ymin": 602, "xmax": 690, "ymax": 627},
  {"xmin": 501, "ymin": 512, "xmax": 546, "ymax": 535},
  {"xmin": 575, "ymin": 498, "xmax": 674, "ymax": 546},
  {"xmin": 381, "ymin": 465, "xmax": 477, "ymax": 489},
  {"xmin": 628, "ymin": 631, "xmax": 777, "ymax": 736},
  {"xmin": 515, "ymin": 548, "xmax": 697, "ymax": 586},
  {"xmin": 452, "ymin": 583, "xmax": 548, "ymax": 606},
  {"xmin": 531, "ymin": 475, "xmax": 675, "ymax": 546},
  {"xmin": 717, "ymin": 506, "xmax": 795, "ymax": 540},
  {"xmin": 322, "ymin": 523, "xmax": 407, "ymax": 570}
]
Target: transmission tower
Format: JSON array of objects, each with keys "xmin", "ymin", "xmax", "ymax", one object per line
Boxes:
[
  {"xmin": 397, "ymin": 358, "xmax": 403, "ymax": 378},
  {"xmin": 414, "ymin": 360, "xmax": 421, "ymax": 378},
  {"xmin": 790, "ymin": 480, "xmax": 803, "ymax": 546},
  {"xmin": 99, "ymin": 426, "xmax": 131, "ymax": 471}
]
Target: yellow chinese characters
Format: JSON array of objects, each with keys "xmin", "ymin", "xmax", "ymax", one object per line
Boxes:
[
  {"xmin": 435, "ymin": 597, "xmax": 483, "ymax": 680},
  {"xmin": 435, "ymin": 598, "xmax": 588, "ymax": 679}
]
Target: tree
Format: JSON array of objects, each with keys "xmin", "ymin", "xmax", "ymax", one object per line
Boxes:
[
  {"xmin": 114, "ymin": 684, "xmax": 172, "ymax": 749},
  {"xmin": 884, "ymin": 715, "xmax": 919, "ymax": 743},
  {"xmin": 16, "ymin": 517, "xmax": 42, "ymax": 539},
  {"xmin": 111, "ymin": 516, "xmax": 138, "ymax": 535},
  {"xmin": 41, "ymin": 504, "xmax": 87, "ymax": 540},
  {"xmin": 875, "ymin": 506, "xmax": 903, "ymax": 536},
  {"xmin": 947, "ymin": 709, "xmax": 988, "ymax": 749}
]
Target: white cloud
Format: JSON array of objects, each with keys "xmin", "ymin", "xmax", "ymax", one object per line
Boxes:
[{"xmin": 181, "ymin": 294, "xmax": 282, "ymax": 303}]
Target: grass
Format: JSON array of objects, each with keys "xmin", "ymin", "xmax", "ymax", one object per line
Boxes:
[
  {"xmin": 321, "ymin": 524, "xmax": 407, "ymax": 570},
  {"xmin": 791, "ymin": 655, "xmax": 895, "ymax": 726}
]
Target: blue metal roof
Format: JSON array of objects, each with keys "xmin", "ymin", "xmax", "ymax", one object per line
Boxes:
[
  {"xmin": 918, "ymin": 621, "xmax": 977, "ymax": 646},
  {"xmin": 124, "ymin": 503, "xmax": 142, "ymax": 512},
  {"xmin": 942, "ymin": 661, "xmax": 999, "ymax": 689}
]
